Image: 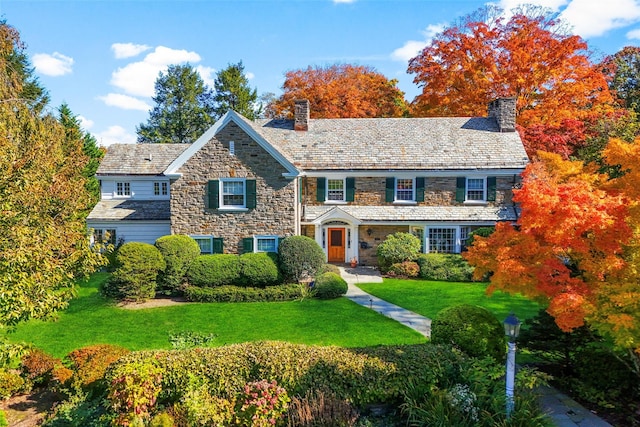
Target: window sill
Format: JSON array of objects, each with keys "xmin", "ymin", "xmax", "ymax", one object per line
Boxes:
[
  {"xmin": 463, "ymin": 201, "xmax": 488, "ymax": 206},
  {"xmin": 217, "ymin": 207, "xmax": 249, "ymax": 212},
  {"xmin": 324, "ymin": 201, "xmax": 347, "ymax": 205},
  {"xmin": 393, "ymin": 201, "xmax": 418, "ymax": 205}
]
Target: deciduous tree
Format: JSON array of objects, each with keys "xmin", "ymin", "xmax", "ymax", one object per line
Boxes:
[
  {"xmin": 0, "ymin": 23, "xmax": 103, "ymax": 326},
  {"xmin": 269, "ymin": 64, "xmax": 408, "ymax": 119},
  {"xmin": 602, "ymin": 46, "xmax": 640, "ymax": 115},
  {"xmin": 213, "ymin": 61, "xmax": 261, "ymax": 120},
  {"xmin": 137, "ymin": 64, "xmax": 215, "ymax": 144}
]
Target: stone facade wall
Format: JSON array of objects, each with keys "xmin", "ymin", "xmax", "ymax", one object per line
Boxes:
[
  {"xmin": 170, "ymin": 121, "xmax": 296, "ymax": 253},
  {"xmin": 303, "ymin": 176, "xmax": 518, "ymax": 207},
  {"xmin": 357, "ymin": 225, "xmax": 409, "ymax": 266}
]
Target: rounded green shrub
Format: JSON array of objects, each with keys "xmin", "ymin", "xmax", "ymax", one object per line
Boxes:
[
  {"xmin": 317, "ymin": 263, "xmax": 341, "ymax": 276},
  {"xmin": 376, "ymin": 232, "xmax": 421, "ymax": 272},
  {"xmin": 187, "ymin": 254, "xmax": 241, "ymax": 287},
  {"xmin": 239, "ymin": 252, "xmax": 280, "ymax": 287},
  {"xmin": 105, "ymin": 242, "xmax": 165, "ymax": 302},
  {"xmin": 155, "ymin": 235, "xmax": 201, "ymax": 295},
  {"xmin": 466, "ymin": 226, "xmax": 494, "ymax": 248},
  {"xmin": 277, "ymin": 236, "xmax": 325, "ymax": 282},
  {"xmin": 314, "ymin": 272, "xmax": 348, "ymax": 299},
  {"xmin": 0, "ymin": 369, "xmax": 24, "ymax": 399},
  {"xmin": 416, "ymin": 253, "xmax": 475, "ymax": 282},
  {"xmin": 431, "ymin": 304, "xmax": 505, "ymax": 362}
]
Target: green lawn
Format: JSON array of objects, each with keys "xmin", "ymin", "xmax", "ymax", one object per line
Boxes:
[
  {"xmin": 4, "ymin": 274, "xmax": 426, "ymax": 358},
  {"xmin": 358, "ymin": 278, "xmax": 544, "ymax": 322}
]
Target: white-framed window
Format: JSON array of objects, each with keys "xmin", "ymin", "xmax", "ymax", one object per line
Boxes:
[
  {"xmin": 93, "ymin": 228, "xmax": 117, "ymax": 245},
  {"xmin": 256, "ymin": 236, "xmax": 279, "ymax": 253},
  {"xmin": 327, "ymin": 179, "xmax": 345, "ymax": 201},
  {"xmin": 116, "ymin": 182, "xmax": 131, "ymax": 197},
  {"xmin": 154, "ymin": 181, "xmax": 168, "ymax": 196},
  {"xmin": 466, "ymin": 178, "xmax": 486, "ymax": 201},
  {"xmin": 410, "ymin": 226, "xmax": 425, "ymax": 253},
  {"xmin": 428, "ymin": 228, "xmax": 457, "ymax": 253},
  {"xmin": 221, "ymin": 179, "xmax": 246, "ymax": 208},
  {"xmin": 396, "ymin": 178, "xmax": 415, "ymax": 201},
  {"xmin": 460, "ymin": 226, "xmax": 471, "ymax": 250},
  {"xmin": 192, "ymin": 236, "xmax": 213, "ymax": 254}
]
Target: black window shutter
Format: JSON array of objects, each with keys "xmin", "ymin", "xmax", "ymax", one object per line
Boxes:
[
  {"xmin": 242, "ymin": 237, "xmax": 254, "ymax": 254},
  {"xmin": 246, "ymin": 179, "xmax": 257, "ymax": 209},
  {"xmin": 455, "ymin": 177, "xmax": 466, "ymax": 202},
  {"xmin": 385, "ymin": 178, "xmax": 395, "ymax": 202},
  {"xmin": 487, "ymin": 177, "xmax": 497, "ymax": 201},
  {"xmin": 416, "ymin": 177, "xmax": 425, "ymax": 202},
  {"xmin": 212, "ymin": 237, "xmax": 224, "ymax": 254},
  {"xmin": 346, "ymin": 177, "xmax": 355, "ymax": 202},
  {"xmin": 207, "ymin": 180, "xmax": 219, "ymax": 209},
  {"xmin": 316, "ymin": 177, "xmax": 326, "ymax": 202}
]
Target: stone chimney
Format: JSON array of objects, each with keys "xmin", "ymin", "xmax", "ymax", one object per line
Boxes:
[
  {"xmin": 488, "ymin": 97, "xmax": 516, "ymax": 132},
  {"xmin": 294, "ymin": 99, "xmax": 310, "ymax": 131}
]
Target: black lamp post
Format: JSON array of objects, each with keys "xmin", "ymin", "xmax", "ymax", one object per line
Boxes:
[{"xmin": 503, "ymin": 313, "xmax": 521, "ymax": 419}]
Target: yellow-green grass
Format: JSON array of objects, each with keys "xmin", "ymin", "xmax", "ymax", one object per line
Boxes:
[{"xmin": 4, "ymin": 274, "xmax": 426, "ymax": 358}]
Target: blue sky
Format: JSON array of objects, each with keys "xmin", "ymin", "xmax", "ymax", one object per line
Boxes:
[{"xmin": 3, "ymin": 0, "xmax": 640, "ymax": 146}]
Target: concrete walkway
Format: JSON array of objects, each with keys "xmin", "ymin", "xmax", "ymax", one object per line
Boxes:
[{"xmin": 337, "ymin": 266, "xmax": 613, "ymax": 427}]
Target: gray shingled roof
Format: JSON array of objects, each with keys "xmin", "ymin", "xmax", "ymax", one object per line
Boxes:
[
  {"xmin": 248, "ymin": 117, "xmax": 528, "ymax": 171},
  {"xmin": 87, "ymin": 200, "xmax": 171, "ymax": 221},
  {"xmin": 97, "ymin": 144, "xmax": 190, "ymax": 175},
  {"xmin": 303, "ymin": 205, "xmax": 518, "ymax": 222}
]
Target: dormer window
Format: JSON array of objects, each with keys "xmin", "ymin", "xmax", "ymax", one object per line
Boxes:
[
  {"xmin": 116, "ymin": 182, "xmax": 130, "ymax": 197},
  {"xmin": 327, "ymin": 179, "xmax": 345, "ymax": 201},
  {"xmin": 154, "ymin": 182, "xmax": 168, "ymax": 196}
]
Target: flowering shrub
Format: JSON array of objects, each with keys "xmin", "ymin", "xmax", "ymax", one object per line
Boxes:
[
  {"xmin": 235, "ymin": 380, "xmax": 290, "ymax": 427},
  {"xmin": 447, "ymin": 384, "xmax": 479, "ymax": 423}
]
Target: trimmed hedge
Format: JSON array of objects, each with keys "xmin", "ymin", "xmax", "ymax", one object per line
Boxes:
[
  {"xmin": 431, "ymin": 304, "xmax": 505, "ymax": 362},
  {"xmin": 387, "ymin": 261, "xmax": 420, "ymax": 278},
  {"xmin": 313, "ymin": 272, "xmax": 348, "ymax": 299},
  {"xmin": 183, "ymin": 284, "xmax": 303, "ymax": 302},
  {"xmin": 238, "ymin": 252, "xmax": 280, "ymax": 287},
  {"xmin": 104, "ymin": 242, "xmax": 166, "ymax": 301},
  {"xmin": 416, "ymin": 253, "xmax": 475, "ymax": 282},
  {"xmin": 155, "ymin": 235, "xmax": 201, "ymax": 295},
  {"xmin": 186, "ymin": 254, "xmax": 241, "ymax": 287},
  {"xmin": 278, "ymin": 236, "xmax": 325, "ymax": 282},
  {"xmin": 376, "ymin": 232, "xmax": 421, "ymax": 272}
]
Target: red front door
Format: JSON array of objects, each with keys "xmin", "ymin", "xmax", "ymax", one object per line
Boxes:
[{"xmin": 327, "ymin": 228, "xmax": 345, "ymax": 263}]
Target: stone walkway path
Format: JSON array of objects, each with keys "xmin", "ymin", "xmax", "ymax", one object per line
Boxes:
[{"xmin": 337, "ymin": 266, "xmax": 613, "ymax": 427}]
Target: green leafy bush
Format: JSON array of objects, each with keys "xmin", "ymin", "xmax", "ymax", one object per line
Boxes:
[
  {"xmin": 149, "ymin": 412, "xmax": 175, "ymax": 427},
  {"xmin": 155, "ymin": 235, "xmax": 201, "ymax": 295},
  {"xmin": 278, "ymin": 236, "xmax": 325, "ymax": 282},
  {"xmin": 416, "ymin": 253, "xmax": 475, "ymax": 282},
  {"xmin": 169, "ymin": 331, "xmax": 217, "ymax": 350},
  {"xmin": 314, "ymin": 272, "xmax": 348, "ymax": 299},
  {"xmin": 317, "ymin": 264, "xmax": 341, "ymax": 275},
  {"xmin": 0, "ymin": 369, "xmax": 25, "ymax": 399},
  {"xmin": 186, "ymin": 254, "xmax": 241, "ymax": 287},
  {"xmin": 0, "ymin": 409, "xmax": 7, "ymax": 427},
  {"xmin": 174, "ymin": 386, "xmax": 235, "ymax": 426},
  {"xmin": 465, "ymin": 227, "xmax": 494, "ymax": 248},
  {"xmin": 104, "ymin": 242, "xmax": 166, "ymax": 302},
  {"xmin": 183, "ymin": 284, "xmax": 303, "ymax": 303},
  {"xmin": 387, "ymin": 261, "xmax": 420, "ymax": 278},
  {"xmin": 239, "ymin": 252, "xmax": 280, "ymax": 287},
  {"xmin": 431, "ymin": 305, "xmax": 505, "ymax": 362},
  {"xmin": 376, "ymin": 233, "xmax": 421, "ymax": 272}
]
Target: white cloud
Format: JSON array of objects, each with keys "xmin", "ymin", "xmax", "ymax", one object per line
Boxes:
[
  {"xmin": 495, "ymin": 0, "xmax": 568, "ymax": 12},
  {"xmin": 112, "ymin": 42, "xmax": 151, "ymax": 59},
  {"xmin": 32, "ymin": 52, "xmax": 73, "ymax": 76},
  {"xmin": 391, "ymin": 24, "xmax": 446, "ymax": 62},
  {"xmin": 98, "ymin": 93, "xmax": 151, "ymax": 111},
  {"xmin": 560, "ymin": 0, "xmax": 640, "ymax": 37},
  {"xmin": 195, "ymin": 65, "xmax": 216, "ymax": 87},
  {"xmin": 246, "ymin": 72, "xmax": 255, "ymax": 80},
  {"xmin": 95, "ymin": 125, "xmax": 137, "ymax": 147},
  {"xmin": 627, "ymin": 27, "xmax": 640, "ymax": 38},
  {"xmin": 110, "ymin": 46, "xmax": 202, "ymax": 97},
  {"xmin": 77, "ymin": 115, "xmax": 94, "ymax": 130}
]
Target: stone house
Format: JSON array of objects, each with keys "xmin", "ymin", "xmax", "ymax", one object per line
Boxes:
[{"xmin": 87, "ymin": 97, "xmax": 528, "ymax": 265}]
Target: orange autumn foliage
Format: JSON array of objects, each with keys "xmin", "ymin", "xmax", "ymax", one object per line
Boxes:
[{"xmin": 269, "ymin": 64, "xmax": 408, "ymax": 119}]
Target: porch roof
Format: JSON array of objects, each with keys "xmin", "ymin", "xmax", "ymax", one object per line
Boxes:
[
  {"xmin": 87, "ymin": 200, "xmax": 171, "ymax": 221},
  {"xmin": 302, "ymin": 205, "xmax": 518, "ymax": 223}
]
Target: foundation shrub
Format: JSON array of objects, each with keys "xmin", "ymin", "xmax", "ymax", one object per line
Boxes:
[
  {"xmin": 104, "ymin": 242, "xmax": 165, "ymax": 302},
  {"xmin": 313, "ymin": 272, "xmax": 348, "ymax": 299},
  {"xmin": 431, "ymin": 304, "xmax": 505, "ymax": 362},
  {"xmin": 183, "ymin": 283, "xmax": 303, "ymax": 302},
  {"xmin": 186, "ymin": 254, "xmax": 241, "ymax": 287},
  {"xmin": 387, "ymin": 261, "xmax": 420, "ymax": 278},
  {"xmin": 317, "ymin": 263, "xmax": 341, "ymax": 276},
  {"xmin": 376, "ymin": 233, "xmax": 421, "ymax": 272},
  {"xmin": 0, "ymin": 369, "xmax": 25, "ymax": 399},
  {"xmin": 66, "ymin": 344, "xmax": 130, "ymax": 394},
  {"xmin": 278, "ymin": 236, "xmax": 325, "ymax": 282},
  {"xmin": 239, "ymin": 252, "xmax": 280, "ymax": 287},
  {"xmin": 154, "ymin": 235, "xmax": 201, "ymax": 295},
  {"xmin": 416, "ymin": 253, "xmax": 475, "ymax": 282}
]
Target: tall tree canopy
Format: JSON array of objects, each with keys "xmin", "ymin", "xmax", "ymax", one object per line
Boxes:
[
  {"xmin": 0, "ymin": 23, "xmax": 103, "ymax": 327},
  {"xmin": 407, "ymin": 6, "xmax": 613, "ymax": 158},
  {"xmin": 137, "ymin": 64, "xmax": 216, "ymax": 144},
  {"xmin": 602, "ymin": 46, "xmax": 640, "ymax": 116},
  {"xmin": 269, "ymin": 64, "xmax": 408, "ymax": 119},
  {"xmin": 213, "ymin": 61, "xmax": 261, "ymax": 120},
  {"xmin": 464, "ymin": 139, "xmax": 640, "ymax": 364}
]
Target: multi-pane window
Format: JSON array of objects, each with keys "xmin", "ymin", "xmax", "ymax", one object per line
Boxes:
[
  {"xmin": 154, "ymin": 182, "xmax": 168, "ymax": 196},
  {"xmin": 460, "ymin": 227, "xmax": 470, "ymax": 251},
  {"xmin": 116, "ymin": 182, "xmax": 130, "ymax": 197},
  {"xmin": 256, "ymin": 236, "xmax": 278, "ymax": 253},
  {"xmin": 428, "ymin": 228, "xmax": 457, "ymax": 253},
  {"xmin": 411, "ymin": 226, "xmax": 425, "ymax": 253},
  {"xmin": 94, "ymin": 229, "xmax": 116, "ymax": 245},
  {"xmin": 466, "ymin": 178, "xmax": 485, "ymax": 201},
  {"xmin": 193, "ymin": 237, "xmax": 213, "ymax": 254},
  {"xmin": 327, "ymin": 179, "xmax": 345, "ymax": 201},
  {"xmin": 222, "ymin": 180, "xmax": 245, "ymax": 207},
  {"xmin": 396, "ymin": 178, "xmax": 414, "ymax": 201}
]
